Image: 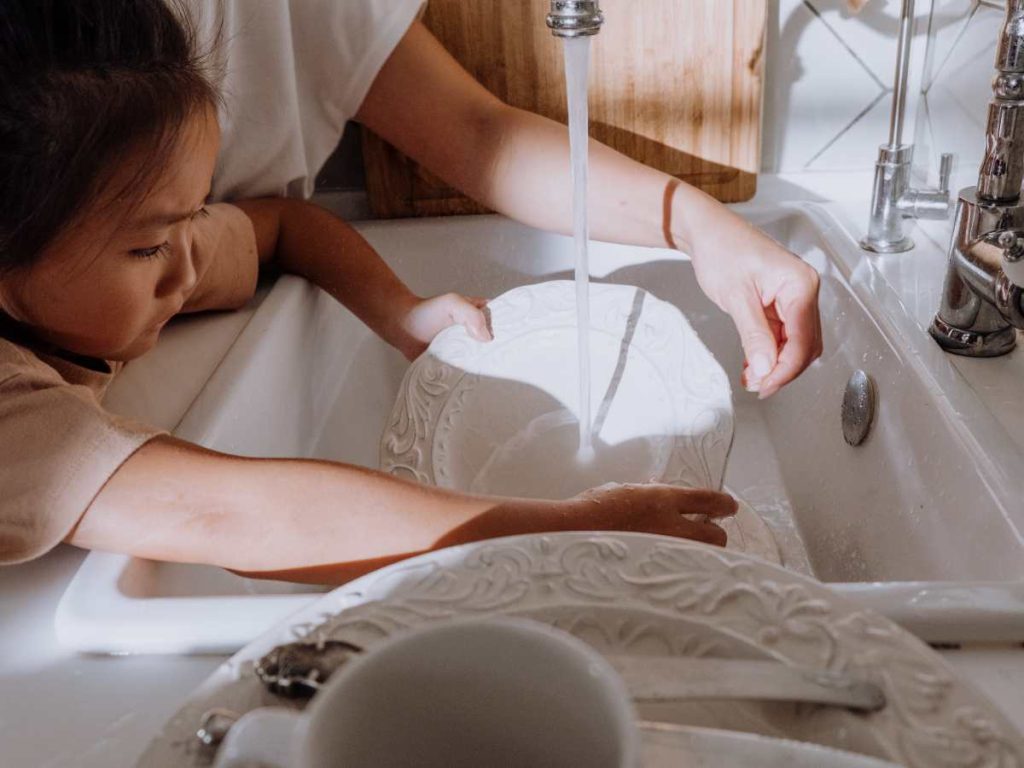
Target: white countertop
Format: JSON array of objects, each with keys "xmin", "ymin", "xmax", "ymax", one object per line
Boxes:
[{"xmin": 2, "ymin": 176, "xmax": 1023, "ymax": 767}]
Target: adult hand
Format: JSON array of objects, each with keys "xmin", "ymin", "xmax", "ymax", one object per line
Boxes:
[{"xmin": 689, "ymin": 216, "xmax": 823, "ymax": 399}]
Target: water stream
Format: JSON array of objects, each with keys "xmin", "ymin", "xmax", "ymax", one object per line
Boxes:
[{"xmin": 564, "ymin": 36, "xmax": 594, "ymax": 459}]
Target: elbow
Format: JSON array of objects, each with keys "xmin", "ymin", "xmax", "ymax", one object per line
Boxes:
[{"xmin": 458, "ymin": 101, "xmax": 517, "ymax": 206}]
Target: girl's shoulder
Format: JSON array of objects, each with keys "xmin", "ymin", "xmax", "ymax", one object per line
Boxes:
[{"xmin": 0, "ymin": 328, "xmax": 116, "ymax": 399}]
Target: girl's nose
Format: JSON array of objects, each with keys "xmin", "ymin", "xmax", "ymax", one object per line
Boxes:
[{"xmin": 155, "ymin": 230, "xmax": 198, "ymax": 299}]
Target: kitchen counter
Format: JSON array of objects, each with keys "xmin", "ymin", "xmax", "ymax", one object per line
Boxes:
[{"xmin": 2, "ymin": 176, "xmax": 1022, "ymax": 767}]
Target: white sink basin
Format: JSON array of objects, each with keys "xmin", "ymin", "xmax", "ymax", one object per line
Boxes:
[{"xmin": 57, "ymin": 204, "xmax": 1024, "ymax": 653}]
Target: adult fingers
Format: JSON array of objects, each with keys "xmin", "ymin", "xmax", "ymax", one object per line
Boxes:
[
  {"xmin": 723, "ymin": 287, "xmax": 779, "ymax": 393},
  {"xmin": 757, "ymin": 276, "xmax": 822, "ymax": 398}
]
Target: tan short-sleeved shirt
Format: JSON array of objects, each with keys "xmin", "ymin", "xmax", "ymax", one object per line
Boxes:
[{"xmin": 0, "ymin": 203, "xmax": 258, "ymax": 565}]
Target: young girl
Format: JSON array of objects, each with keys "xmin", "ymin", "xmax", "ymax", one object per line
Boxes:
[{"xmin": 0, "ymin": 0, "xmax": 818, "ymax": 582}]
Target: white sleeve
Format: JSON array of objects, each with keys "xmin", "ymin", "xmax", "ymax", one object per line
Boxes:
[{"xmin": 194, "ymin": 0, "xmax": 426, "ymax": 201}]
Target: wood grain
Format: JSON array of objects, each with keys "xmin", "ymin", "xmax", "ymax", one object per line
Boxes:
[{"xmin": 362, "ymin": 0, "xmax": 767, "ymax": 218}]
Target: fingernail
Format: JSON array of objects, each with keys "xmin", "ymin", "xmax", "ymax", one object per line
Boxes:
[{"xmin": 750, "ymin": 353, "xmax": 772, "ymax": 380}]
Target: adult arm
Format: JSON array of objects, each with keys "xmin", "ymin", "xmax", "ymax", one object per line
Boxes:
[{"xmin": 355, "ymin": 22, "xmax": 822, "ymax": 397}]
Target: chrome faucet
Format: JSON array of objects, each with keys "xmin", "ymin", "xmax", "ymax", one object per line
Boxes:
[
  {"xmin": 861, "ymin": 0, "xmax": 954, "ymax": 253},
  {"xmin": 930, "ymin": 0, "xmax": 1024, "ymax": 357},
  {"xmin": 546, "ymin": 1, "xmax": 604, "ymax": 38}
]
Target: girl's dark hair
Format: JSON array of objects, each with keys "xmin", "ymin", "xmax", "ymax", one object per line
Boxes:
[{"xmin": 0, "ymin": 0, "xmax": 218, "ymax": 271}]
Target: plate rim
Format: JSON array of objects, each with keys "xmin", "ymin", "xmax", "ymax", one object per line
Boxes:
[
  {"xmin": 380, "ymin": 280, "xmax": 734, "ymax": 493},
  {"xmin": 137, "ymin": 531, "xmax": 1024, "ymax": 768}
]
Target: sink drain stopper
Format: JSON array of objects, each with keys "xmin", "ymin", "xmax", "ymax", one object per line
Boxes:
[{"xmin": 842, "ymin": 369, "xmax": 876, "ymax": 447}]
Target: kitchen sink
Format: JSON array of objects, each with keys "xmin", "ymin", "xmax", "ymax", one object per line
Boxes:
[{"xmin": 57, "ymin": 204, "xmax": 1024, "ymax": 653}]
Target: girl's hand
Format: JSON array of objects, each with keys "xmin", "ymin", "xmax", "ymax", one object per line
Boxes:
[
  {"xmin": 689, "ymin": 215, "xmax": 823, "ymax": 399},
  {"xmin": 567, "ymin": 483, "xmax": 735, "ymax": 546},
  {"xmin": 390, "ymin": 293, "xmax": 492, "ymax": 361}
]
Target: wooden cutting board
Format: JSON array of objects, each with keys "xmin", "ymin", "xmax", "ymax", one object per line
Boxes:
[{"xmin": 362, "ymin": 0, "xmax": 767, "ymax": 218}]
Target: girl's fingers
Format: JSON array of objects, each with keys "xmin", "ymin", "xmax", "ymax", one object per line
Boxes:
[
  {"xmin": 642, "ymin": 484, "xmax": 738, "ymax": 518},
  {"xmin": 451, "ymin": 298, "xmax": 492, "ymax": 342},
  {"xmin": 676, "ymin": 518, "xmax": 728, "ymax": 546},
  {"xmin": 675, "ymin": 488, "xmax": 738, "ymax": 518}
]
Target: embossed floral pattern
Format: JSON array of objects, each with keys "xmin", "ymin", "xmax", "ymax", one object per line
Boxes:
[
  {"xmin": 380, "ymin": 281, "xmax": 734, "ymax": 494},
  {"xmin": 138, "ymin": 534, "xmax": 1024, "ymax": 767}
]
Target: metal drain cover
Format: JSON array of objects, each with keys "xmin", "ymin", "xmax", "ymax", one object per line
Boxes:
[{"xmin": 842, "ymin": 370, "xmax": 876, "ymax": 446}]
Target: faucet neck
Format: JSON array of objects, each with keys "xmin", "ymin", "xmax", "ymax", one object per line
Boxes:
[
  {"xmin": 978, "ymin": 2, "xmax": 1024, "ymax": 202},
  {"xmin": 546, "ymin": 1, "xmax": 604, "ymax": 38},
  {"xmin": 886, "ymin": 0, "xmax": 915, "ymax": 148},
  {"xmin": 996, "ymin": 2, "xmax": 1024, "ymax": 72}
]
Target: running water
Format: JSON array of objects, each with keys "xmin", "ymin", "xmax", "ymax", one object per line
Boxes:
[{"xmin": 563, "ymin": 36, "xmax": 594, "ymax": 460}]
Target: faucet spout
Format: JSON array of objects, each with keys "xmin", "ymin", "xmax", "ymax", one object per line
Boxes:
[
  {"xmin": 977, "ymin": 1, "xmax": 1024, "ymax": 202},
  {"xmin": 932, "ymin": 1, "xmax": 1024, "ymax": 356},
  {"xmin": 546, "ymin": 1, "xmax": 604, "ymax": 38}
]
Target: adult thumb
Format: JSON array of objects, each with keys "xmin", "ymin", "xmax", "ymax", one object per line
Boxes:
[{"xmin": 725, "ymin": 288, "xmax": 778, "ymax": 387}]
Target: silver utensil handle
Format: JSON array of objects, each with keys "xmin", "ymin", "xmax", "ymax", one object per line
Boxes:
[{"xmin": 610, "ymin": 656, "xmax": 886, "ymax": 712}]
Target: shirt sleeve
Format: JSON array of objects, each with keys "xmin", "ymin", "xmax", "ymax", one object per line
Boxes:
[
  {"xmin": 197, "ymin": 0, "xmax": 426, "ymax": 200},
  {"xmin": 0, "ymin": 353, "xmax": 164, "ymax": 565},
  {"xmin": 182, "ymin": 202, "xmax": 259, "ymax": 314}
]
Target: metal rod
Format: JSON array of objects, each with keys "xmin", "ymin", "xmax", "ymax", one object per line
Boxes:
[{"xmin": 888, "ymin": 0, "xmax": 916, "ymax": 148}]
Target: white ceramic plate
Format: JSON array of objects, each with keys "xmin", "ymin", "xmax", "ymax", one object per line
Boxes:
[
  {"xmin": 720, "ymin": 495, "xmax": 782, "ymax": 565},
  {"xmin": 380, "ymin": 279, "xmax": 780, "ymax": 564},
  {"xmin": 380, "ymin": 281, "xmax": 735, "ymax": 496},
  {"xmin": 136, "ymin": 533, "xmax": 1023, "ymax": 767},
  {"xmin": 639, "ymin": 722, "xmax": 902, "ymax": 767}
]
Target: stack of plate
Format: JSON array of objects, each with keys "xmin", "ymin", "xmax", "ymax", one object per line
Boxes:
[{"xmin": 137, "ymin": 532, "xmax": 1024, "ymax": 766}]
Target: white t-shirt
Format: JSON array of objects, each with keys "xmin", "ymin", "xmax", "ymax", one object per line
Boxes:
[{"xmin": 188, "ymin": 0, "xmax": 425, "ymax": 200}]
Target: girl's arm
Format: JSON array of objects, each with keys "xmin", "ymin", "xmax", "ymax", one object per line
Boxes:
[
  {"xmin": 68, "ymin": 435, "xmax": 734, "ymax": 584},
  {"xmin": 354, "ymin": 22, "xmax": 822, "ymax": 398},
  {"xmin": 233, "ymin": 197, "xmax": 490, "ymax": 361}
]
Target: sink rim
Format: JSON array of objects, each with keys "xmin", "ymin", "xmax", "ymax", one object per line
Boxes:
[{"xmin": 58, "ymin": 202, "xmax": 1024, "ymax": 654}]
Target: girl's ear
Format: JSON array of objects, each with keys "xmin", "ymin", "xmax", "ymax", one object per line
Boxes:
[
  {"xmin": 0, "ymin": 272, "xmax": 26, "ymax": 322},
  {"xmin": 0, "ymin": 280, "xmax": 13, "ymax": 319}
]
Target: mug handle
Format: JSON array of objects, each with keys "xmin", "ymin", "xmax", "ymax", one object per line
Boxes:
[{"xmin": 212, "ymin": 707, "xmax": 302, "ymax": 768}]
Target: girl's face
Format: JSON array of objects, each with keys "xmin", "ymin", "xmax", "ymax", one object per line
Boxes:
[{"xmin": 0, "ymin": 107, "xmax": 220, "ymax": 361}]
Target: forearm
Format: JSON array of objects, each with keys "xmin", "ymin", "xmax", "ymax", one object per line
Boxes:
[
  {"xmin": 355, "ymin": 21, "xmax": 821, "ymax": 397},
  {"xmin": 235, "ymin": 198, "xmax": 418, "ymax": 346},
  {"xmin": 354, "ymin": 22, "xmax": 734, "ymax": 258},
  {"xmin": 69, "ymin": 436, "xmax": 574, "ymax": 581},
  {"xmin": 464, "ymin": 105, "xmax": 737, "ymax": 256}
]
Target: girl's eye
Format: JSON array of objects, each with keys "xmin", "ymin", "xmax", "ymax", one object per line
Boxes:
[
  {"xmin": 129, "ymin": 242, "xmax": 170, "ymax": 260},
  {"xmin": 192, "ymin": 206, "xmax": 211, "ymax": 220}
]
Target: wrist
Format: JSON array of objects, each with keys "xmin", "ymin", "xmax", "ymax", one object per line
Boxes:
[
  {"xmin": 669, "ymin": 184, "xmax": 744, "ymax": 263},
  {"xmin": 433, "ymin": 498, "xmax": 576, "ymax": 548},
  {"xmin": 379, "ymin": 290, "xmax": 421, "ymax": 343}
]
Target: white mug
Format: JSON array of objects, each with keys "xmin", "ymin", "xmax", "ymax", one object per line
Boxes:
[{"xmin": 213, "ymin": 616, "xmax": 638, "ymax": 768}]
